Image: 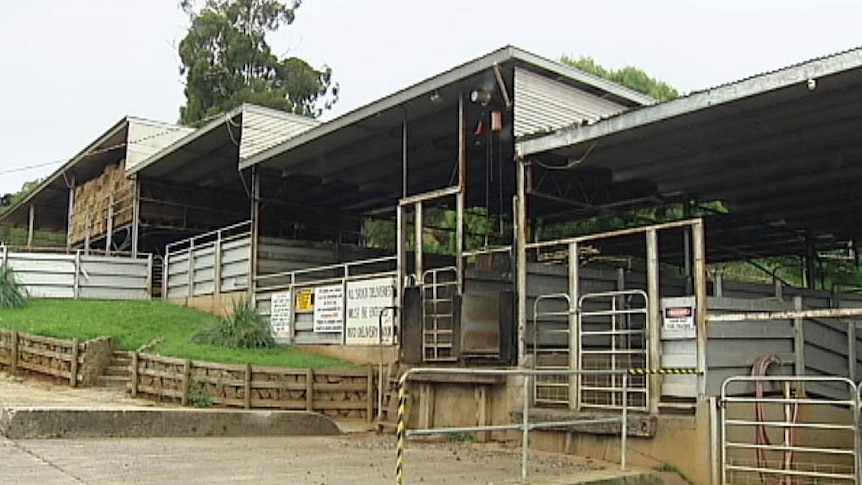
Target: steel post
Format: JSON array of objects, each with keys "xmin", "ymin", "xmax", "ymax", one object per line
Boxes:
[
  {"xmin": 516, "ymin": 158, "xmax": 528, "ymax": 367},
  {"xmin": 568, "ymin": 241, "xmax": 579, "ymax": 410},
  {"xmin": 693, "ymin": 221, "xmax": 707, "ymax": 398},
  {"xmin": 646, "ymin": 229, "xmax": 661, "ymax": 414}
]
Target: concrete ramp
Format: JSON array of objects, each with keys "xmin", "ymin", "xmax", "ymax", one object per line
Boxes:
[{"xmin": 0, "ymin": 407, "xmax": 341, "ymax": 439}]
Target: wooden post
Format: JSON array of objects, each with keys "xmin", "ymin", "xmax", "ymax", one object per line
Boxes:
[
  {"xmin": 105, "ymin": 194, "xmax": 114, "ymax": 255},
  {"xmin": 476, "ymin": 385, "xmax": 489, "ymax": 443},
  {"xmin": 366, "ymin": 365, "xmax": 374, "ymax": 423},
  {"xmin": 306, "ymin": 368, "xmax": 314, "ymax": 411},
  {"xmin": 69, "ymin": 339, "xmax": 79, "ymax": 387},
  {"xmin": 130, "ymin": 352, "xmax": 139, "ymax": 397},
  {"xmin": 181, "ymin": 359, "xmax": 192, "ymax": 406},
  {"xmin": 10, "ymin": 331, "xmax": 18, "ymax": 375},
  {"xmin": 244, "ymin": 364, "xmax": 252, "ymax": 409},
  {"xmin": 27, "ymin": 204, "xmax": 35, "ymax": 248}
]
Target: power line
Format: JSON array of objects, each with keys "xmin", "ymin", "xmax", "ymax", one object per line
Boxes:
[{"xmin": 0, "ymin": 159, "xmax": 66, "ymax": 176}]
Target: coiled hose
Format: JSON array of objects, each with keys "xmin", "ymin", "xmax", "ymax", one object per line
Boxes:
[{"xmin": 751, "ymin": 354, "xmax": 798, "ymax": 485}]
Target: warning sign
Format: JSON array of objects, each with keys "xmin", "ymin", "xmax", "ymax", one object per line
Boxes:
[
  {"xmin": 661, "ymin": 297, "xmax": 696, "ymax": 339},
  {"xmin": 269, "ymin": 291, "xmax": 292, "ymax": 339},
  {"xmin": 313, "ymin": 284, "xmax": 344, "ymax": 333},
  {"xmin": 296, "ymin": 288, "xmax": 314, "ymax": 312}
]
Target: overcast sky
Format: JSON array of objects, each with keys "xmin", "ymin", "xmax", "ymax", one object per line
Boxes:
[{"xmin": 1, "ymin": 0, "xmax": 860, "ymax": 195}]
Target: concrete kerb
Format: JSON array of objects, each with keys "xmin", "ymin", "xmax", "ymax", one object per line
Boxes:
[{"xmin": 0, "ymin": 407, "xmax": 341, "ymax": 439}]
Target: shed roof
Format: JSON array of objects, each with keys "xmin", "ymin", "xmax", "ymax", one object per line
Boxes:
[
  {"xmin": 239, "ymin": 45, "xmax": 653, "ymax": 213},
  {"xmin": 516, "ymin": 46, "xmax": 862, "ymax": 258},
  {"xmin": 1, "ymin": 118, "xmax": 192, "ymax": 229}
]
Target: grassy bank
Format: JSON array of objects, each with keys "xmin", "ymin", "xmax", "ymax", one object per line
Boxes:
[{"xmin": 0, "ymin": 299, "xmax": 351, "ymax": 368}]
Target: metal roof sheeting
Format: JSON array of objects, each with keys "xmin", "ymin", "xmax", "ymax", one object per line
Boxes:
[
  {"xmin": 513, "ymin": 67, "xmax": 628, "ymax": 137},
  {"xmin": 516, "ymin": 46, "xmax": 862, "ymax": 257}
]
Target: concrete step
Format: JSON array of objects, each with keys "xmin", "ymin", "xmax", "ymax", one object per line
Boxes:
[
  {"xmin": 96, "ymin": 375, "xmax": 130, "ymax": 388},
  {"xmin": 104, "ymin": 366, "xmax": 129, "ymax": 377}
]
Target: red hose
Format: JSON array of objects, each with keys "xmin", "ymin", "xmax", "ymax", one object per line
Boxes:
[{"xmin": 751, "ymin": 355, "xmax": 798, "ymax": 485}]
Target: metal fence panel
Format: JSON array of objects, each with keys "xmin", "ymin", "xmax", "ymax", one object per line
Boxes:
[{"xmin": 2, "ymin": 246, "xmax": 150, "ymax": 300}]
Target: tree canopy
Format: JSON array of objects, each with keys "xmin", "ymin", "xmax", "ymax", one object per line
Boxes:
[
  {"xmin": 561, "ymin": 55, "xmax": 679, "ymax": 101},
  {"xmin": 178, "ymin": 0, "xmax": 338, "ymax": 126}
]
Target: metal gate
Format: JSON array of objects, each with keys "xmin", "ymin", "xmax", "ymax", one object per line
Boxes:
[
  {"xmin": 721, "ymin": 375, "xmax": 860, "ymax": 485},
  {"xmin": 421, "ymin": 267, "xmax": 459, "ymax": 362},
  {"xmin": 578, "ymin": 290, "xmax": 649, "ymax": 411},
  {"xmin": 532, "ymin": 293, "xmax": 573, "ymax": 406}
]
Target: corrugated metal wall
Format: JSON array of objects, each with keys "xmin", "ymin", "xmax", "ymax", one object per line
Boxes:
[
  {"xmin": 238, "ymin": 106, "xmax": 319, "ymax": 162},
  {"xmin": 254, "ymin": 238, "xmax": 393, "ymax": 345},
  {"xmin": 164, "ymin": 235, "xmax": 252, "ymax": 299},
  {"xmin": 513, "ymin": 67, "xmax": 628, "ymax": 137},
  {"xmin": 492, "ymin": 259, "xmax": 862, "ymax": 399},
  {"xmin": 1, "ymin": 246, "xmax": 152, "ymax": 300}
]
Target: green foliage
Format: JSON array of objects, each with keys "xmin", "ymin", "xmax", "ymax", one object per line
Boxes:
[
  {"xmin": 0, "ymin": 265, "xmax": 27, "ymax": 309},
  {"xmin": 188, "ymin": 378, "xmax": 215, "ymax": 407},
  {"xmin": 178, "ymin": 0, "xmax": 337, "ymax": 125},
  {"xmin": 192, "ymin": 299, "xmax": 277, "ymax": 349},
  {"xmin": 0, "ymin": 299, "xmax": 350, "ymax": 367},
  {"xmin": 561, "ymin": 55, "xmax": 679, "ymax": 101}
]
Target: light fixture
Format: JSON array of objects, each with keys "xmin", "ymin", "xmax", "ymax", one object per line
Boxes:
[
  {"xmin": 429, "ymin": 91, "xmax": 443, "ymax": 105},
  {"xmin": 470, "ymin": 89, "xmax": 492, "ymax": 107}
]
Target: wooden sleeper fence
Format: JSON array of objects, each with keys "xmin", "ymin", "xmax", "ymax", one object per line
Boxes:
[
  {"xmin": 130, "ymin": 353, "xmax": 376, "ymax": 420},
  {"xmin": 0, "ymin": 329, "xmax": 377, "ymax": 420},
  {"xmin": 0, "ymin": 330, "xmax": 113, "ymax": 386}
]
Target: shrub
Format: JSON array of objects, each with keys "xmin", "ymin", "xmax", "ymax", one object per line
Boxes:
[
  {"xmin": 192, "ymin": 299, "xmax": 276, "ymax": 349},
  {"xmin": 0, "ymin": 265, "xmax": 26, "ymax": 309}
]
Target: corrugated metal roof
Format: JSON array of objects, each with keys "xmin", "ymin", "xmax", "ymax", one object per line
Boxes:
[
  {"xmin": 515, "ymin": 45, "xmax": 862, "ymax": 258},
  {"xmin": 0, "ymin": 118, "xmax": 192, "ymax": 229}
]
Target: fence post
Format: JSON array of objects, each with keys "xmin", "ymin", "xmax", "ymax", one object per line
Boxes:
[
  {"xmin": 73, "ymin": 251, "xmax": 81, "ymax": 299},
  {"xmin": 69, "ymin": 339, "xmax": 79, "ymax": 387},
  {"xmin": 244, "ymin": 364, "xmax": 252, "ymax": 409},
  {"xmin": 1, "ymin": 244, "xmax": 7, "ymax": 266},
  {"xmin": 521, "ymin": 375, "xmax": 530, "ymax": 483},
  {"xmin": 366, "ymin": 365, "xmax": 374, "ymax": 423},
  {"xmin": 306, "ymin": 368, "xmax": 315, "ymax": 411},
  {"xmin": 10, "ymin": 331, "xmax": 18, "ymax": 375},
  {"xmin": 181, "ymin": 359, "xmax": 192, "ymax": 406},
  {"xmin": 187, "ymin": 240, "xmax": 195, "ymax": 299},
  {"xmin": 621, "ymin": 372, "xmax": 628, "ymax": 471},
  {"xmin": 130, "ymin": 352, "xmax": 139, "ymax": 397},
  {"xmin": 214, "ymin": 231, "xmax": 223, "ymax": 296}
]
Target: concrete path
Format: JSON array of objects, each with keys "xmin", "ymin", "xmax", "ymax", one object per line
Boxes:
[
  {"xmin": 0, "ymin": 373, "xmax": 661, "ymax": 485},
  {"xmin": 3, "ymin": 435, "xmax": 656, "ymax": 485}
]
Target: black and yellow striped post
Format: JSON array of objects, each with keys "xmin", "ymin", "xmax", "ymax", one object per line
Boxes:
[
  {"xmin": 627, "ymin": 368, "xmax": 703, "ymax": 375},
  {"xmin": 395, "ymin": 382, "xmax": 406, "ymax": 485}
]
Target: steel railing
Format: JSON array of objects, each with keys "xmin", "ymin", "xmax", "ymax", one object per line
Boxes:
[
  {"xmin": 532, "ymin": 293, "xmax": 573, "ymax": 406},
  {"xmin": 254, "ymin": 255, "xmax": 398, "ymax": 292},
  {"xmin": 579, "ymin": 290, "xmax": 649, "ymax": 412},
  {"xmin": 421, "ymin": 267, "xmax": 460, "ymax": 362},
  {"xmin": 395, "ymin": 367, "xmax": 631, "ymax": 485},
  {"xmin": 721, "ymin": 375, "xmax": 860, "ymax": 485}
]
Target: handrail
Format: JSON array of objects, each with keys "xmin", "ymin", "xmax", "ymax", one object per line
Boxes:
[
  {"xmin": 255, "ymin": 255, "xmax": 398, "ymax": 287},
  {"xmin": 165, "ymin": 220, "xmax": 252, "ymax": 254},
  {"xmin": 395, "ymin": 367, "xmax": 630, "ymax": 485}
]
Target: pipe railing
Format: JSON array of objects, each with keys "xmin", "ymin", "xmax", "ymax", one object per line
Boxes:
[
  {"xmin": 395, "ymin": 367, "xmax": 631, "ymax": 485},
  {"xmin": 721, "ymin": 375, "xmax": 860, "ymax": 485}
]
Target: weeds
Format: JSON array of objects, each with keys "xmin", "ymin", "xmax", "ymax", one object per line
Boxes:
[
  {"xmin": 188, "ymin": 378, "xmax": 214, "ymax": 408},
  {"xmin": 192, "ymin": 299, "xmax": 276, "ymax": 349},
  {"xmin": 0, "ymin": 265, "xmax": 27, "ymax": 309}
]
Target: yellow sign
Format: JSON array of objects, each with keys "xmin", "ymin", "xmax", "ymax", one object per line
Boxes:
[{"xmin": 296, "ymin": 289, "xmax": 314, "ymax": 312}]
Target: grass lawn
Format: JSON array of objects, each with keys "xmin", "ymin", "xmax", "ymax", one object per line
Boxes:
[{"xmin": 0, "ymin": 299, "xmax": 352, "ymax": 368}]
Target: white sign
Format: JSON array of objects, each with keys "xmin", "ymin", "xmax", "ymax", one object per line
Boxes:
[
  {"xmin": 313, "ymin": 284, "xmax": 345, "ymax": 333},
  {"xmin": 270, "ymin": 291, "xmax": 292, "ymax": 339},
  {"xmin": 345, "ymin": 277, "xmax": 396, "ymax": 345},
  {"xmin": 660, "ymin": 296, "xmax": 696, "ymax": 340}
]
